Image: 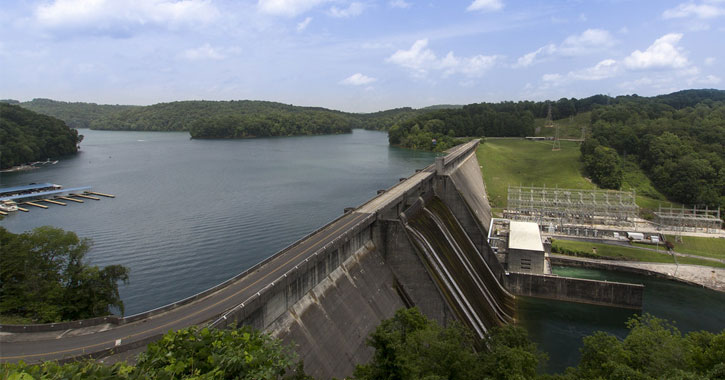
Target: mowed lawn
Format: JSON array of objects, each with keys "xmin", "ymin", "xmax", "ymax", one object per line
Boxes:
[
  {"xmin": 477, "ymin": 139, "xmax": 594, "ymax": 208},
  {"xmin": 665, "ymin": 235, "xmax": 725, "ymax": 260},
  {"xmin": 477, "ymin": 138, "xmax": 672, "ymax": 212},
  {"xmin": 553, "ymin": 239, "xmax": 725, "ymax": 268}
]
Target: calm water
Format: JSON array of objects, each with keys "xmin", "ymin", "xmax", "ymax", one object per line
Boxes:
[
  {"xmin": 2, "ymin": 131, "xmax": 723, "ymax": 372},
  {"xmin": 0, "ymin": 129, "xmax": 436, "ymax": 315},
  {"xmin": 518, "ymin": 265, "xmax": 725, "ymax": 373}
]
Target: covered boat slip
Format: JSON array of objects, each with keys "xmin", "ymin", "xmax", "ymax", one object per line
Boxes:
[
  {"xmin": 0, "ymin": 184, "xmax": 114, "ymax": 213},
  {"xmin": 0, "ymin": 186, "xmax": 93, "ymax": 202}
]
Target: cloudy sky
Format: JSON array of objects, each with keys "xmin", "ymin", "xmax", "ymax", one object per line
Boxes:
[{"xmin": 1, "ymin": 0, "xmax": 723, "ymax": 112}]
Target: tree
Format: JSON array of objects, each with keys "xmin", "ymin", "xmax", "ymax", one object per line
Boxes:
[
  {"xmin": 558, "ymin": 314, "xmax": 725, "ymax": 380},
  {"xmin": 353, "ymin": 307, "xmax": 546, "ymax": 380},
  {"xmin": 0, "ymin": 227, "xmax": 129, "ymax": 323},
  {"xmin": 583, "ymin": 145, "xmax": 623, "ymax": 189},
  {"xmin": 1, "ymin": 325, "xmax": 312, "ymax": 379}
]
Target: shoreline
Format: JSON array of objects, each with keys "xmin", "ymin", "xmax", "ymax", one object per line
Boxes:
[
  {"xmin": 551, "ymin": 254, "xmax": 725, "ymax": 292},
  {"xmin": 0, "ymin": 165, "xmax": 38, "ymax": 173}
]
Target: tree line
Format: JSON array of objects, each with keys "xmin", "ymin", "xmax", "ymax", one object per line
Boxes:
[
  {"xmin": 0, "ymin": 103, "xmax": 82, "ymax": 170},
  {"xmin": 583, "ymin": 92, "xmax": 725, "ymax": 209}
]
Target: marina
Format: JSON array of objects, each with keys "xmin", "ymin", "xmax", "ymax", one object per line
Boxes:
[{"xmin": 0, "ymin": 183, "xmax": 114, "ymax": 214}]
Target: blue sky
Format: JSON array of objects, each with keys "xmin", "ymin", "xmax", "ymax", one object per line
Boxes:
[{"xmin": 1, "ymin": 0, "xmax": 723, "ymax": 112}]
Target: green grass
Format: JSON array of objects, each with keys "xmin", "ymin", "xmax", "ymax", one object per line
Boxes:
[
  {"xmin": 553, "ymin": 239, "xmax": 725, "ymax": 268},
  {"xmin": 534, "ymin": 112, "xmax": 591, "ymax": 139},
  {"xmin": 477, "ymin": 138, "xmax": 673, "ymax": 213},
  {"xmin": 664, "ymin": 235, "xmax": 725, "ymax": 260},
  {"xmin": 477, "ymin": 139, "xmax": 594, "ymax": 208}
]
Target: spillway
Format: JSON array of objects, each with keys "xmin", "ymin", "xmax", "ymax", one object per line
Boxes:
[{"xmin": 405, "ymin": 197, "xmax": 515, "ymax": 335}]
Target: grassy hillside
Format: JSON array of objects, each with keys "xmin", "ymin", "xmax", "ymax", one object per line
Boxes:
[
  {"xmin": 477, "ymin": 139, "xmax": 673, "ymax": 213},
  {"xmin": 477, "ymin": 139, "xmax": 594, "ymax": 209},
  {"xmin": 534, "ymin": 111, "xmax": 591, "ymax": 139}
]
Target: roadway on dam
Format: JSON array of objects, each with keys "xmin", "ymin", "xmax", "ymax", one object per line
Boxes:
[{"xmin": 0, "ymin": 211, "xmax": 372, "ymax": 363}]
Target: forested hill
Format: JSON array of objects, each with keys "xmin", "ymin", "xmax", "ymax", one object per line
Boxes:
[
  {"xmin": 13, "ymin": 98, "xmax": 137, "ymax": 129},
  {"xmin": 583, "ymin": 90, "xmax": 725, "ymax": 209},
  {"xmin": 387, "ymin": 89, "xmax": 724, "ymax": 209},
  {"xmin": 0, "ymin": 103, "xmax": 82, "ymax": 170}
]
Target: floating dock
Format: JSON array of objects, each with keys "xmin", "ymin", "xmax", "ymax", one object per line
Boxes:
[{"xmin": 0, "ymin": 184, "xmax": 114, "ymax": 215}]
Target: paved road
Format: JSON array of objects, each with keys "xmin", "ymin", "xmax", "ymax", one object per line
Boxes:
[{"xmin": 0, "ymin": 211, "xmax": 372, "ymax": 363}]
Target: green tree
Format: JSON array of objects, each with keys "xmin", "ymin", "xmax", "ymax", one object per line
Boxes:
[
  {"xmin": 1, "ymin": 325, "xmax": 311, "ymax": 379},
  {"xmin": 353, "ymin": 307, "xmax": 546, "ymax": 380},
  {"xmin": 583, "ymin": 145, "xmax": 623, "ymax": 189},
  {"xmin": 558, "ymin": 314, "xmax": 725, "ymax": 380},
  {"xmin": 0, "ymin": 226, "xmax": 129, "ymax": 323}
]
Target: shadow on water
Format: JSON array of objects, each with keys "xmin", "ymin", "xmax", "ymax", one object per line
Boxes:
[{"xmin": 518, "ymin": 265, "xmax": 725, "ymax": 374}]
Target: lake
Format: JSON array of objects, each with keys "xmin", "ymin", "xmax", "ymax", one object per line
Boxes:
[
  {"xmin": 2, "ymin": 129, "xmax": 722, "ymax": 373},
  {"xmin": 0, "ymin": 129, "xmax": 436, "ymax": 315}
]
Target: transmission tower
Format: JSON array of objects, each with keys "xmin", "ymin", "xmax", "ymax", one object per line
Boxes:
[
  {"xmin": 552, "ymin": 123, "xmax": 561, "ymax": 151},
  {"xmin": 545, "ymin": 104, "xmax": 554, "ymax": 128}
]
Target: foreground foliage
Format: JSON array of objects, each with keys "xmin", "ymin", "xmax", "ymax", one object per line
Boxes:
[
  {"xmin": 352, "ymin": 307, "xmax": 547, "ymax": 380},
  {"xmin": 0, "ymin": 103, "xmax": 82, "ymax": 170},
  {"xmin": 353, "ymin": 308, "xmax": 725, "ymax": 380},
  {"xmin": 0, "ymin": 227, "xmax": 129, "ymax": 323},
  {"xmin": 1, "ymin": 325, "xmax": 310, "ymax": 379},
  {"xmin": 552, "ymin": 314, "xmax": 725, "ymax": 380}
]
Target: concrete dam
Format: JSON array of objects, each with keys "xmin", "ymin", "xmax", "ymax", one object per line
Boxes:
[{"xmin": 1, "ymin": 140, "xmax": 642, "ymax": 379}]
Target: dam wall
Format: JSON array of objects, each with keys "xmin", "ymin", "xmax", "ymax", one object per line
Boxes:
[
  {"xmin": 504, "ymin": 271, "xmax": 644, "ymax": 309},
  {"xmin": 210, "ymin": 216, "xmax": 376, "ymax": 331},
  {"xmin": 265, "ymin": 243, "xmax": 407, "ymax": 379}
]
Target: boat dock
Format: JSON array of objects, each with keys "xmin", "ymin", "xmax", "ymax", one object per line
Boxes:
[{"xmin": 0, "ymin": 184, "xmax": 114, "ymax": 215}]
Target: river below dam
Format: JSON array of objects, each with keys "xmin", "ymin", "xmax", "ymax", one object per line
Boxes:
[{"xmin": 1, "ymin": 129, "xmax": 722, "ymax": 372}]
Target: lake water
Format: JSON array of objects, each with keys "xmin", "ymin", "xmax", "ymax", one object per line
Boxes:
[
  {"xmin": 0, "ymin": 129, "xmax": 436, "ymax": 315},
  {"xmin": 518, "ymin": 265, "xmax": 725, "ymax": 373},
  {"xmin": 2, "ymin": 130, "xmax": 722, "ymax": 373}
]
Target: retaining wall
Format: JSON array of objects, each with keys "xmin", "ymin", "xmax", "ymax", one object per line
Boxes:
[{"xmin": 504, "ymin": 271, "xmax": 644, "ymax": 309}]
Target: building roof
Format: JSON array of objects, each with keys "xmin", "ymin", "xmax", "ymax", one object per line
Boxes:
[
  {"xmin": 508, "ymin": 221, "xmax": 544, "ymax": 252},
  {"xmin": 0, "ymin": 186, "xmax": 91, "ymax": 201},
  {"xmin": 0, "ymin": 183, "xmax": 58, "ymax": 195}
]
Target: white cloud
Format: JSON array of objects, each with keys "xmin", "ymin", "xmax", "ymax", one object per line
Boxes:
[
  {"xmin": 340, "ymin": 73, "xmax": 377, "ymax": 85},
  {"xmin": 541, "ymin": 59, "xmax": 619, "ymax": 86},
  {"xmin": 389, "ymin": 0, "xmax": 411, "ymax": 9},
  {"xmin": 297, "ymin": 16, "xmax": 312, "ymax": 31},
  {"xmin": 514, "ymin": 44, "xmax": 555, "ymax": 68},
  {"xmin": 623, "ymin": 33, "xmax": 689, "ymax": 70},
  {"xmin": 182, "ymin": 43, "xmax": 225, "ymax": 60},
  {"xmin": 705, "ymin": 57, "xmax": 716, "ymax": 65},
  {"xmin": 542, "ymin": 73, "xmax": 562, "ymax": 83},
  {"xmin": 387, "ymin": 39, "xmax": 499, "ymax": 78},
  {"xmin": 328, "ymin": 2, "xmax": 365, "ymax": 18},
  {"xmin": 258, "ymin": 0, "xmax": 330, "ymax": 17},
  {"xmin": 569, "ymin": 59, "xmax": 619, "ymax": 80},
  {"xmin": 466, "ymin": 0, "xmax": 503, "ymax": 12},
  {"xmin": 35, "ymin": 0, "xmax": 218, "ymax": 31},
  {"xmin": 663, "ymin": 1, "xmax": 725, "ymax": 19},
  {"xmin": 559, "ymin": 29, "xmax": 616, "ymax": 55},
  {"xmin": 387, "ymin": 39, "xmax": 438, "ymax": 76},
  {"xmin": 514, "ymin": 29, "xmax": 615, "ymax": 68}
]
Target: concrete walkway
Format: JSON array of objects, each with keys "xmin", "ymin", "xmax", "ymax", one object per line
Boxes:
[{"xmin": 551, "ymin": 254, "xmax": 725, "ymax": 293}]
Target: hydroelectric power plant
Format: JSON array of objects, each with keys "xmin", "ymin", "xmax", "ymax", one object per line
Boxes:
[{"xmin": 0, "ymin": 140, "xmax": 643, "ymax": 379}]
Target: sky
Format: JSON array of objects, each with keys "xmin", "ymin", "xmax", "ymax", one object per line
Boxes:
[{"xmin": 1, "ymin": 0, "xmax": 724, "ymax": 112}]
